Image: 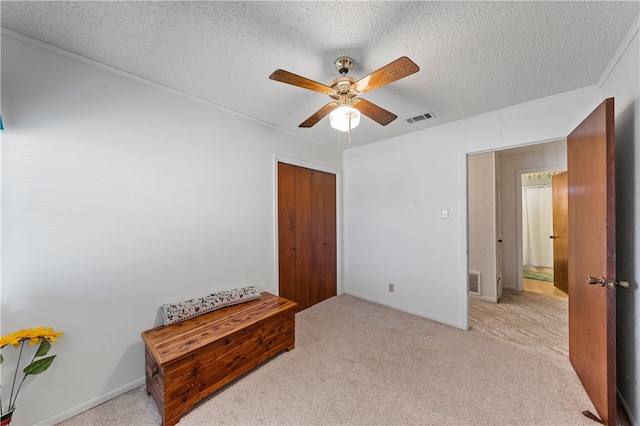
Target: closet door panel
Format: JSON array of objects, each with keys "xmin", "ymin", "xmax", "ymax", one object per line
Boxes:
[
  {"xmin": 310, "ymin": 170, "xmax": 326, "ymax": 306},
  {"xmin": 294, "ymin": 166, "xmax": 313, "ymax": 311},
  {"xmin": 323, "ymin": 172, "xmax": 337, "ymax": 299},
  {"xmin": 277, "ymin": 163, "xmax": 297, "ymax": 303}
]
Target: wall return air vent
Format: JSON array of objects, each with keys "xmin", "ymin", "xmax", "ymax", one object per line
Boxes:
[
  {"xmin": 469, "ymin": 272, "xmax": 481, "ymax": 295},
  {"xmin": 406, "ymin": 111, "xmax": 436, "ymax": 124}
]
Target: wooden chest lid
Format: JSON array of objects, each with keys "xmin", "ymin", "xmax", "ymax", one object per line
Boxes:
[{"xmin": 141, "ymin": 292, "xmax": 296, "ymax": 365}]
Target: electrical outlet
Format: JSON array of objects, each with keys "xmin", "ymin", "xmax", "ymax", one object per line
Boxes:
[
  {"xmin": 442, "ymin": 209, "xmax": 449, "ymax": 219},
  {"xmin": 388, "ymin": 283, "xmax": 395, "ymax": 292}
]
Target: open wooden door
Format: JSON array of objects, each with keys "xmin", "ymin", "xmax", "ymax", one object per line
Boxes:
[
  {"xmin": 567, "ymin": 98, "xmax": 617, "ymax": 425},
  {"xmin": 551, "ymin": 171, "xmax": 568, "ymax": 294}
]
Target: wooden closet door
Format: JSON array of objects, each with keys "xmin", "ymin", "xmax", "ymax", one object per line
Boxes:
[
  {"xmin": 277, "ymin": 163, "xmax": 297, "ymax": 304},
  {"xmin": 278, "ymin": 162, "xmax": 336, "ymax": 311},
  {"xmin": 323, "ymin": 173, "xmax": 337, "ymax": 300},
  {"xmin": 293, "ymin": 166, "xmax": 314, "ymax": 310}
]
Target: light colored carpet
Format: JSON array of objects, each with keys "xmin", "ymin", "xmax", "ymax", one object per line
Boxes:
[
  {"xmin": 59, "ymin": 294, "xmax": 596, "ymax": 425},
  {"xmin": 470, "ymin": 289, "xmax": 569, "ymax": 359}
]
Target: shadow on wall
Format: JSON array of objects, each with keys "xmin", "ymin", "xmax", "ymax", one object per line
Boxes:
[
  {"xmin": 615, "ymin": 99, "xmax": 638, "ymax": 419},
  {"xmin": 103, "ymin": 340, "xmax": 146, "ymax": 395}
]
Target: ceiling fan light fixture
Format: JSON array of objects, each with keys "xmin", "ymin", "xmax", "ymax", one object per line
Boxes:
[{"xmin": 329, "ymin": 105, "xmax": 360, "ymax": 132}]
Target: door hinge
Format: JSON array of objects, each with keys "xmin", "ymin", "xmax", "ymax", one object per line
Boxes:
[{"xmin": 607, "ymin": 280, "xmax": 629, "ymax": 289}]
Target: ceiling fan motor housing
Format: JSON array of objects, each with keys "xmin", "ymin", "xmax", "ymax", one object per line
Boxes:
[{"xmin": 328, "ymin": 78, "xmax": 359, "ymax": 101}]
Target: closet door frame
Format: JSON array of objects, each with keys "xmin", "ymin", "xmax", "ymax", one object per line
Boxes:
[{"xmin": 273, "ymin": 155, "xmax": 342, "ymax": 298}]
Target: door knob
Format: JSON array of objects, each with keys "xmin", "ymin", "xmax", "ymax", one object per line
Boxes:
[
  {"xmin": 586, "ymin": 276, "xmax": 606, "ymax": 286},
  {"xmin": 549, "ymin": 235, "xmax": 557, "ymax": 239}
]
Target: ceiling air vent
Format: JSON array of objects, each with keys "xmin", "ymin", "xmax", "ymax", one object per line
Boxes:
[{"xmin": 406, "ymin": 111, "xmax": 436, "ymax": 124}]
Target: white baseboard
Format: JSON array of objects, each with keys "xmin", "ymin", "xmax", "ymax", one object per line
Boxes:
[
  {"xmin": 342, "ymin": 290, "xmax": 465, "ymax": 329},
  {"xmin": 470, "ymin": 293, "xmax": 498, "ymax": 303},
  {"xmin": 34, "ymin": 377, "xmax": 146, "ymax": 425}
]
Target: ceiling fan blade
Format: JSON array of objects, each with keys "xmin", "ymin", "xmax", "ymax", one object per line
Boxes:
[
  {"xmin": 353, "ymin": 56, "xmax": 419, "ymax": 94},
  {"xmin": 269, "ymin": 69, "xmax": 333, "ymax": 94},
  {"xmin": 352, "ymin": 98, "xmax": 397, "ymax": 126},
  {"xmin": 299, "ymin": 102, "xmax": 337, "ymax": 128}
]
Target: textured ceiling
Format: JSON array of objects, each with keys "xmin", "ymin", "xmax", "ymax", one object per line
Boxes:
[{"xmin": 2, "ymin": 1, "xmax": 639, "ymax": 149}]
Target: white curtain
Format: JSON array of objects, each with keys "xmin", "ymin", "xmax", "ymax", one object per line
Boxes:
[{"xmin": 522, "ymin": 185, "xmax": 553, "ymax": 267}]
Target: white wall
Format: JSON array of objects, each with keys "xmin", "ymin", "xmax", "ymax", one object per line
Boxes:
[
  {"xmin": 0, "ymin": 34, "xmax": 341, "ymax": 425},
  {"xmin": 468, "ymin": 152, "xmax": 498, "ymax": 301},
  {"xmin": 343, "ymin": 85, "xmax": 599, "ymax": 329},
  {"xmin": 344, "ymin": 91, "xmax": 600, "ymax": 327},
  {"xmin": 600, "ymin": 16, "xmax": 640, "ymax": 426}
]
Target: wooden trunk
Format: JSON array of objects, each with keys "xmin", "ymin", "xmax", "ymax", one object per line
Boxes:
[{"xmin": 141, "ymin": 292, "xmax": 297, "ymax": 426}]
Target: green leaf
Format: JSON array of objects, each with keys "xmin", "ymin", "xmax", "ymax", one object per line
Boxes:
[
  {"xmin": 24, "ymin": 355, "xmax": 56, "ymax": 375},
  {"xmin": 35, "ymin": 339, "xmax": 51, "ymax": 358},
  {"xmin": 0, "ymin": 353, "xmax": 3, "ymax": 364}
]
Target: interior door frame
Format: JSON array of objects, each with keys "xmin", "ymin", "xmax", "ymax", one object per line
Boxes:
[
  {"xmin": 515, "ymin": 164, "xmax": 567, "ymax": 291},
  {"xmin": 273, "ymin": 154, "xmax": 343, "ymax": 297},
  {"xmin": 464, "ymin": 137, "xmax": 569, "ymax": 329}
]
